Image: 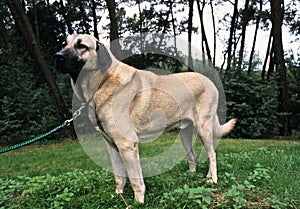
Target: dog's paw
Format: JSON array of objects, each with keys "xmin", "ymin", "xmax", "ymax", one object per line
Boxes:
[
  {"xmin": 116, "ymin": 188, "xmax": 124, "ymax": 194},
  {"xmin": 206, "ymin": 177, "xmax": 218, "ymax": 184},
  {"xmin": 189, "ymin": 162, "xmax": 196, "ymax": 172},
  {"xmin": 134, "ymin": 193, "xmax": 145, "ymax": 204}
]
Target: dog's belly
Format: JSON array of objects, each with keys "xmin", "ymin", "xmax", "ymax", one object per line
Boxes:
[
  {"xmin": 135, "ymin": 120, "xmax": 180, "ymax": 140},
  {"xmin": 132, "ymin": 108, "xmax": 194, "ymax": 141},
  {"xmin": 136, "ymin": 119, "xmax": 193, "ymax": 141}
]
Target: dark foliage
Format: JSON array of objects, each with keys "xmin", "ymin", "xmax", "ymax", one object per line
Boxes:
[
  {"xmin": 0, "ymin": 45, "xmax": 72, "ymax": 145},
  {"xmin": 1, "ymin": 0, "xmax": 299, "ymax": 145},
  {"xmin": 223, "ymin": 71, "xmax": 281, "ymax": 138}
]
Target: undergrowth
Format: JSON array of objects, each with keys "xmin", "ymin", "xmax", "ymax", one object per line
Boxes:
[
  {"xmin": 0, "ymin": 139, "xmax": 299, "ymax": 208},
  {"xmin": 0, "ymin": 162, "xmax": 296, "ymax": 208},
  {"xmin": 160, "ymin": 164, "xmax": 288, "ymax": 209}
]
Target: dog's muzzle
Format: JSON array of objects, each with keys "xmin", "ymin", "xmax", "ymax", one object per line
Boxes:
[
  {"xmin": 55, "ymin": 50, "xmax": 68, "ymax": 72},
  {"xmin": 55, "ymin": 51, "xmax": 67, "ymax": 62},
  {"xmin": 54, "ymin": 50, "xmax": 85, "ymax": 82}
]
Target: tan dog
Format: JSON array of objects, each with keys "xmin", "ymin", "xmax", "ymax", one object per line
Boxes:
[{"xmin": 55, "ymin": 34, "xmax": 236, "ymax": 203}]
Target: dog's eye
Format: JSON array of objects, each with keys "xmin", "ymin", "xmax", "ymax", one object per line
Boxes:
[
  {"xmin": 77, "ymin": 43, "xmax": 89, "ymax": 50},
  {"xmin": 62, "ymin": 41, "xmax": 67, "ymax": 48}
]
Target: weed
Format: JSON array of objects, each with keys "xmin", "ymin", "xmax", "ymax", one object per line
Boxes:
[{"xmin": 161, "ymin": 184, "xmax": 216, "ymax": 208}]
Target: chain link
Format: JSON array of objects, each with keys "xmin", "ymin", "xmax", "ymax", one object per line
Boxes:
[{"xmin": 63, "ymin": 103, "xmax": 87, "ymax": 127}]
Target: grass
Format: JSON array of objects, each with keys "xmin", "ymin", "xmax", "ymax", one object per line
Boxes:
[{"xmin": 0, "ymin": 135, "xmax": 299, "ymax": 208}]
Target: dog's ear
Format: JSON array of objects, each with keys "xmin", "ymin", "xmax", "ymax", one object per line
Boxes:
[{"xmin": 96, "ymin": 42, "xmax": 112, "ymax": 72}]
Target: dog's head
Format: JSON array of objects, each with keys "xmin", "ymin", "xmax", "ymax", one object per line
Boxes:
[{"xmin": 55, "ymin": 34, "xmax": 112, "ymax": 81}]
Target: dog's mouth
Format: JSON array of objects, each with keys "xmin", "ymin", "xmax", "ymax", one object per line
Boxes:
[{"xmin": 55, "ymin": 54, "xmax": 85, "ymax": 81}]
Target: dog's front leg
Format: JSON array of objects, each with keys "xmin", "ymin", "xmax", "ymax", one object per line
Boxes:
[
  {"xmin": 106, "ymin": 143, "xmax": 127, "ymax": 194},
  {"xmin": 117, "ymin": 140, "xmax": 145, "ymax": 203}
]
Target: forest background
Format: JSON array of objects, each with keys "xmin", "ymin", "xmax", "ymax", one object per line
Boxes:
[{"xmin": 0, "ymin": 0, "xmax": 299, "ymax": 145}]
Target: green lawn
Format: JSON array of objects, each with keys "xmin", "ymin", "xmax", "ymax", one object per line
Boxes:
[{"xmin": 0, "ymin": 136, "xmax": 299, "ymax": 208}]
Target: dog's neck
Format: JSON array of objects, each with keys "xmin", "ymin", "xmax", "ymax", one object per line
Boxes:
[{"xmin": 73, "ymin": 68, "xmax": 108, "ymax": 102}]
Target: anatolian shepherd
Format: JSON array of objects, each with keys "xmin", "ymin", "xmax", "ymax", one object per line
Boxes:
[{"xmin": 55, "ymin": 34, "xmax": 236, "ymax": 203}]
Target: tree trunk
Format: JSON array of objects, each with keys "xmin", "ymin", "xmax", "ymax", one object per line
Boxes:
[
  {"xmin": 105, "ymin": 0, "xmax": 122, "ymax": 59},
  {"xmin": 226, "ymin": 0, "xmax": 239, "ymax": 73},
  {"xmin": 32, "ymin": 0, "xmax": 40, "ymax": 46},
  {"xmin": 0, "ymin": 11, "xmax": 10, "ymax": 50},
  {"xmin": 170, "ymin": 3, "xmax": 181, "ymax": 73},
  {"xmin": 91, "ymin": 0, "xmax": 99, "ymax": 39},
  {"xmin": 267, "ymin": 42, "xmax": 275, "ymax": 80},
  {"xmin": 220, "ymin": 51, "xmax": 227, "ymax": 73},
  {"xmin": 237, "ymin": 0, "xmax": 250, "ymax": 70},
  {"xmin": 270, "ymin": 0, "xmax": 291, "ymax": 136},
  {"xmin": 232, "ymin": 34, "xmax": 241, "ymax": 70},
  {"xmin": 248, "ymin": 0, "xmax": 262, "ymax": 75},
  {"xmin": 137, "ymin": 0, "xmax": 143, "ymax": 51},
  {"xmin": 187, "ymin": 0, "xmax": 194, "ymax": 71},
  {"xmin": 6, "ymin": 0, "xmax": 76, "ymax": 139},
  {"xmin": 20, "ymin": 0, "xmax": 25, "ymax": 10},
  {"xmin": 196, "ymin": 0, "xmax": 212, "ymax": 63},
  {"xmin": 209, "ymin": 0, "xmax": 216, "ymax": 66},
  {"xmin": 261, "ymin": 29, "xmax": 272, "ymax": 80},
  {"xmin": 136, "ymin": 0, "xmax": 147, "ymax": 67}
]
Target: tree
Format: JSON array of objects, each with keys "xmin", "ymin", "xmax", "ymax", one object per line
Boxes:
[
  {"xmin": 0, "ymin": 10, "xmax": 10, "ymax": 50},
  {"xmin": 106, "ymin": 0, "xmax": 122, "ymax": 59},
  {"xmin": 285, "ymin": 0, "xmax": 300, "ymax": 36},
  {"xmin": 187, "ymin": 0, "xmax": 194, "ymax": 71},
  {"xmin": 58, "ymin": 0, "xmax": 73, "ymax": 34},
  {"xmin": 90, "ymin": 0, "xmax": 99, "ymax": 39},
  {"xmin": 75, "ymin": 0, "xmax": 91, "ymax": 33},
  {"xmin": 270, "ymin": 0, "xmax": 291, "ymax": 136},
  {"xmin": 209, "ymin": 0, "xmax": 217, "ymax": 66},
  {"xmin": 248, "ymin": 0, "xmax": 262, "ymax": 75},
  {"xmin": 237, "ymin": 0, "xmax": 250, "ymax": 70},
  {"xmin": 261, "ymin": 29, "xmax": 272, "ymax": 80},
  {"xmin": 1, "ymin": 0, "xmax": 298, "ymax": 141},
  {"xmin": 196, "ymin": 0, "xmax": 212, "ymax": 63},
  {"xmin": 170, "ymin": 1, "xmax": 181, "ymax": 73},
  {"xmin": 5, "ymin": 0, "xmax": 76, "ymax": 139},
  {"xmin": 225, "ymin": 0, "xmax": 239, "ymax": 73}
]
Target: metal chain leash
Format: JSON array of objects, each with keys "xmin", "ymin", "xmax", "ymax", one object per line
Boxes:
[{"xmin": 0, "ymin": 103, "xmax": 87, "ymax": 154}]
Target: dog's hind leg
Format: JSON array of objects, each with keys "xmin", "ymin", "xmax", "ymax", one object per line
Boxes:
[
  {"xmin": 180, "ymin": 123, "xmax": 196, "ymax": 172},
  {"xmin": 195, "ymin": 112, "xmax": 218, "ymax": 183},
  {"xmin": 106, "ymin": 143, "xmax": 127, "ymax": 194}
]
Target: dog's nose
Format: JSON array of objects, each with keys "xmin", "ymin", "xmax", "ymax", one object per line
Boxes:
[{"xmin": 55, "ymin": 51, "xmax": 66, "ymax": 61}]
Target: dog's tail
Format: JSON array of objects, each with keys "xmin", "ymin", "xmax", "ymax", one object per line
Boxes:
[{"xmin": 213, "ymin": 116, "xmax": 237, "ymax": 138}]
